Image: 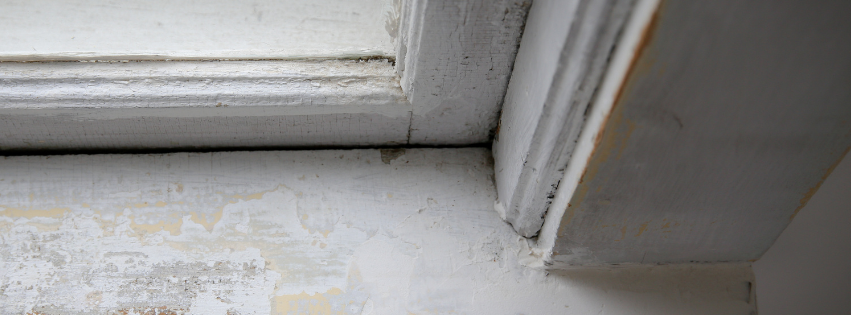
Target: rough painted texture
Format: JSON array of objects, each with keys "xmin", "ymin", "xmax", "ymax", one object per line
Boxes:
[
  {"xmin": 493, "ymin": 0, "xmax": 633, "ymax": 238},
  {"xmin": 0, "ymin": 60, "xmax": 411, "ymax": 151},
  {"xmin": 0, "ymin": 0, "xmax": 396, "ymax": 61},
  {"xmin": 552, "ymin": 0, "xmax": 851, "ymax": 266},
  {"xmin": 0, "ymin": 148, "xmax": 756, "ymax": 314},
  {"xmin": 399, "ymin": 0, "xmax": 529, "ymax": 145}
]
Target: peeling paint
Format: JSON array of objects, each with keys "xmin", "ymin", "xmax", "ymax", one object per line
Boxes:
[{"xmin": 0, "ymin": 149, "xmax": 756, "ymax": 314}]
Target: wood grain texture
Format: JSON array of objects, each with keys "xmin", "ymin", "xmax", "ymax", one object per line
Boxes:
[
  {"xmin": 398, "ymin": 0, "xmax": 529, "ymax": 145},
  {"xmin": 493, "ymin": 0, "xmax": 634, "ymax": 238},
  {"xmin": 0, "ymin": 60, "xmax": 411, "ymax": 151},
  {"xmin": 0, "ymin": 148, "xmax": 757, "ymax": 314},
  {"xmin": 0, "ymin": 0, "xmax": 396, "ymax": 61},
  {"xmin": 551, "ymin": 0, "xmax": 851, "ymax": 266}
]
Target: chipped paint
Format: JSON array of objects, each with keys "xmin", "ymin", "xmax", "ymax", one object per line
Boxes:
[{"xmin": 0, "ymin": 149, "xmax": 756, "ymax": 314}]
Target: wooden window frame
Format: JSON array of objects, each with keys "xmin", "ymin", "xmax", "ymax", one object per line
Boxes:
[{"xmin": 0, "ymin": 0, "xmax": 529, "ymax": 152}]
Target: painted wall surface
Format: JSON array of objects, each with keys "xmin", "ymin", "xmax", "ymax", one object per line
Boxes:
[
  {"xmin": 753, "ymin": 154, "xmax": 851, "ymax": 314},
  {"xmin": 0, "ymin": 149, "xmax": 755, "ymax": 314}
]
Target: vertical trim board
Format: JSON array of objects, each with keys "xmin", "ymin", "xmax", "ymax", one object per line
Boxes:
[{"xmin": 493, "ymin": 0, "xmax": 636, "ymax": 238}]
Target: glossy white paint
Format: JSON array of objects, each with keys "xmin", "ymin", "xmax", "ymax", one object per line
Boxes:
[{"xmin": 0, "ymin": 148, "xmax": 757, "ymax": 314}]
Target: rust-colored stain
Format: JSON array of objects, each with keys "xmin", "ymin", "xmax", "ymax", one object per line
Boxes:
[
  {"xmin": 557, "ymin": 1, "xmax": 663, "ymax": 236},
  {"xmin": 789, "ymin": 146, "xmax": 851, "ymax": 221},
  {"xmin": 635, "ymin": 221, "xmax": 650, "ymax": 237}
]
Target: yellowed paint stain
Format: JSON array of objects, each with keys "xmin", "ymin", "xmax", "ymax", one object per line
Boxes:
[
  {"xmin": 0, "ymin": 206, "xmax": 69, "ymax": 219},
  {"xmin": 130, "ymin": 215, "xmax": 184, "ymax": 236},
  {"xmin": 615, "ymin": 225, "xmax": 627, "ymax": 241},
  {"xmin": 189, "ymin": 209, "xmax": 224, "ymax": 232},
  {"xmin": 635, "ymin": 221, "xmax": 650, "ymax": 237},
  {"xmin": 272, "ymin": 288, "xmax": 345, "ymax": 315}
]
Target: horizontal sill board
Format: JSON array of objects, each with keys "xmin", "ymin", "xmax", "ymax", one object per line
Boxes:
[
  {"xmin": 0, "ymin": 60, "xmax": 409, "ymax": 118},
  {"xmin": 0, "ymin": 60, "xmax": 413, "ymax": 151},
  {"xmin": 0, "ymin": 0, "xmax": 395, "ymax": 61}
]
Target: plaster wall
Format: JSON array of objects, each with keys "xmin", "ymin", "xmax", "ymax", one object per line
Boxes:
[
  {"xmin": 753, "ymin": 154, "xmax": 851, "ymax": 314},
  {"xmin": 0, "ymin": 148, "xmax": 756, "ymax": 314}
]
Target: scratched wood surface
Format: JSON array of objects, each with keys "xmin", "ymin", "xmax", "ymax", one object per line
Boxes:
[
  {"xmin": 550, "ymin": 0, "xmax": 851, "ymax": 266},
  {"xmin": 0, "ymin": 148, "xmax": 756, "ymax": 314}
]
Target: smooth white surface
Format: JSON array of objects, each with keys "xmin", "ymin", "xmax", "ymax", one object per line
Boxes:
[
  {"xmin": 0, "ymin": 0, "xmax": 396, "ymax": 61},
  {"xmin": 753, "ymin": 154, "xmax": 851, "ymax": 314},
  {"xmin": 0, "ymin": 60, "xmax": 412, "ymax": 150},
  {"xmin": 0, "ymin": 148, "xmax": 756, "ymax": 314},
  {"xmin": 493, "ymin": 0, "xmax": 579, "ymax": 235}
]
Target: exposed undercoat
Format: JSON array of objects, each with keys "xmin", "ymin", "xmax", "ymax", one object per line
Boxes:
[{"xmin": 0, "ymin": 149, "xmax": 755, "ymax": 314}]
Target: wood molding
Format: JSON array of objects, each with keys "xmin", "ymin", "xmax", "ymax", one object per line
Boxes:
[
  {"xmin": 398, "ymin": 0, "xmax": 530, "ymax": 145},
  {"xmin": 537, "ymin": 0, "xmax": 851, "ymax": 267},
  {"xmin": 493, "ymin": 0, "xmax": 636, "ymax": 238},
  {"xmin": 0, "ymin": 60, "xmax": 412, "ymax": 151}
]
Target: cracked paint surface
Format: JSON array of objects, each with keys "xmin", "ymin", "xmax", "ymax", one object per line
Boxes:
[{"xmin": 0, "ymin": 149, "xmax": 755, "ymax": 314}]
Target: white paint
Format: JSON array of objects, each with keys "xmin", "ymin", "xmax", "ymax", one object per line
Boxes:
[
  {"xmin": 0, "ymin": 59, "xmax": 412, "ymax": 150},
  {"xmin": 753, "ymin": 154, "xmax": 851, "ymax": 314},
  {"xmin": 0, "ymin": 0, "xmax": 528, "ymax": 150},
  {"xmin": 398, "ymin": 0, "xmax": 528, "ymax": 145},
  {"xmin": 534, "ymin": 0, "xmax": 661, "ymax": 265},
  {"xmin": 0, "ymin": 0, "xmax": 395, "ymax": 61},
  {"xmin": 493, "ymin": 0, "xmax": 580, "ymax": 234},
  {"xmin": 493, "ymin": 0, "xmax": 633, "ymax": 237},
  {"xmin": 0, "ymin": 60, "xmax": 408, "ymax": 117},
  {"xmin": 0, "ymin": 148, "xmax": 756, "ymax": 314},
  {"xmin": 545, "ymin": 0, "xmax": 851, "ymax": 266}
]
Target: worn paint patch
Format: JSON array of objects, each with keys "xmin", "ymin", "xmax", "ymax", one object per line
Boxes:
[
  {"xmin": 0, "ymin": 149, "xmax": 756, "ymax": 314},
  {"xmin": 379, "ymin": 148, "xmax": 406, "ymax": 164},
  {"xmin": 0, "ymin": 206, "xmax": 69, "ymax": 219}
]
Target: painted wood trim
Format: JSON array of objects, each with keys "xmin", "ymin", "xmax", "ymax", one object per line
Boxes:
[
  {"xmin": 493, "ymin": 0, "xmax": 636, "ymax": 238},
  {"xmin": 0, "ymin": 0, "xmax": 396, "ymax": 61},
  {"xmin": 0, "ymin": 0, "xmax": 530, "ymax": 150},
  {"xmin": 0, "ymin": 60, "xmax": 412, "ymax": 151},
  {"xmin": 541, "ymin": 0, "xmax": 851, "ymax": 267},
  {"xmin": 398, "ymin": 0, "xmax": 529, "ymax": 145},
  {"xmin": 537, "ymin": 0, "xmax": 660, "ymax": 265},
  {"xmin": 0, "ymin": 60, "xmax": 408, "ymax": 117}
]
